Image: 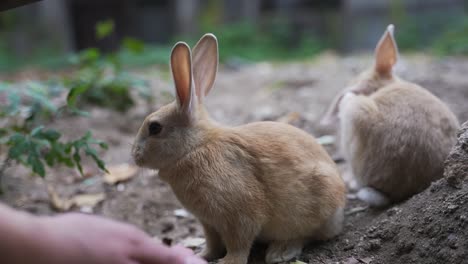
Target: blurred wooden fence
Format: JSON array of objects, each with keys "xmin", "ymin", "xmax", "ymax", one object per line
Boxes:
[{"xmin": 0, "ymin": 0, "xmax": 466, "ymax": 55}]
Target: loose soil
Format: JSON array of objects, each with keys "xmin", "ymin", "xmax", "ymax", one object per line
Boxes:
[{"xmin": 1, "ymin": 53, "xmax": 468, "ymax": 264}]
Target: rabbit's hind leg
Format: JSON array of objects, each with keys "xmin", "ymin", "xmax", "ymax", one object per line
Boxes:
[{"xmin": 265, "ymin": 239, "xmax": 304, "ymax": 264}]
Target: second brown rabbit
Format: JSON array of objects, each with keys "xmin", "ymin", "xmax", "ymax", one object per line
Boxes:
[
  {"xmin": 321, "ymin": 25, "xmax": 459, "ymax": 207},
  {"xmin": 132, "ymin": 34, "xmax": 346, "ymax": 264}
]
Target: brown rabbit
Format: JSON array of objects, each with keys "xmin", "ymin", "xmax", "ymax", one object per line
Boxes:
[
  {"xmin": 132, "ymin": 34, "xmax": 346, "ymax": 264},
  {"xmin": 321, "ymin": 25, "xmax": 459, "ymax": 207}
]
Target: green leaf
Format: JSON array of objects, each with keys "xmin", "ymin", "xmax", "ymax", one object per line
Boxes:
[
  {"xmin": 0, "ymin": 128, "xmax": 7, "ymax": 138},
  {"xmin": 0, "ymin": 82, "xmax": 10, "ymax": 92},
  {"xmin": 24, "ymin": 85, "xmax": 58, "ymax": 113},
  {"xmin": 122, "ymin": 37, "xmax": 145, "ymax": 54},
  {"xmin": 96, "ymin": 19, "xmax": 114, "ymax": 39},
  {"xmin": 7, "ymin": 133, "xmax": 28, "ymax": 160},
  {"xmin": 79, "ymin": 48, "xmax": 101, "ymax": 64},
  {"xmin": 44, "ymin": 152, "xmax": 56, "ymax": 166},
  {"xmin": 28, "ymin": 152, "xmax": 45, "ymax": 177},
  {"xmin": 73, "ymin": 147, "xmax": 83, "ymax": 175},
  {"xmin": 68, "ymin": 107, "xmax": 91, "ymax": 117},
  {"xmin": 39, "ymin": 129, "xmax": 61, "ymax": 141},
  {"xmin": 85, "ymin": 146, "xmax": 108, "ymax": 172},
  {"xmin": 6, "ymin": 90, "xmax": 21, "ymax": 115},
  {"xmin": 31, "ymin": 126, "xmax": 44, "ymax": 136},
  {"xmin": 99, "ymin": 142, "xmax": 108, "ymax": 150},
  {"xmin": 67, "ymin": 83, "xmax": 91, "ymax": 107}
]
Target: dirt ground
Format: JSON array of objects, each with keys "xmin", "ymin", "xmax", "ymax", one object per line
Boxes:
[{"xmin": 1, "ymin": 53, "xmax": 468, "ymax": 264}]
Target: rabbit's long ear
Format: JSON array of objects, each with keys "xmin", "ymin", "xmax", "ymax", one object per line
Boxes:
[
  {"xmin": 192, "ymin": 33, "xmax": 218, "ymax": 101},
  {"xmin": 171, "ymin": 42, "xmax": 195, "ymax": 115},
  {"xmin": 374, "ymin": 24, "xmax": 398, "ymax": 77}
]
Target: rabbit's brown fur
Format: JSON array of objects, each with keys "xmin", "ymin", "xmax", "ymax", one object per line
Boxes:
[
  {"xmin": 322, "ymin": 25, "xmax": 459, "ymax": 206},
  {"xmin": 133, "ymin": 35, "xmax": 346, "ymax": 264}
]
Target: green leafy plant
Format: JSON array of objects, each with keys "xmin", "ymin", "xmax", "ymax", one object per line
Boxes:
[
  {"xmin": 6, "ymin": 128, "xmax": 107, "ymax": 177},
  {"xmin": 198, "ymin": 21, "xmax": 324, "ymax": 62},
  {"xmin": 65, "ymin": 20, "xmax": 151, "ymax": 112},
  {"xmin": 96, "ymin": 19, "xmax": 115, "ymax": 40},
  {"xmin": 0, "ymin": 81, "xmax": 108, "ymax": 191},
  {"xmin": 432, "ymin": 17, "xmax": 468, "ymax": 56}
]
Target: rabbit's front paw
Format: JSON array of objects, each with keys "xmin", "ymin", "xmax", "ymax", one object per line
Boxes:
[
  {"xmin": 197, "ymin": 247, "xmax": 225, "ymax": 262},
  {"xmin": 216, "ymin": 256, "xmax": 247, "ymax": 264}
]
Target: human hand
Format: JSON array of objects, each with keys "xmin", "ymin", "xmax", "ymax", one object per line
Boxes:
[{"xmin": 31, "ymin": 213, "xmax": 206, "ymax": 264}]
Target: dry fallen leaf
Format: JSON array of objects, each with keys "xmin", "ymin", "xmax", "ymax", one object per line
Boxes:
[
  {"xmin": 343, "ymin": 257, "xmax": 360, "ymax": 264},
  {"xmin": 103, "ymin": 163, "xmax": 138, "ymax": 185},
  {"xmin": 180, "ymin": 237, "xmax": 206, "ymax": 249},
  {"xmin": 47, "ymin": 185, "xmax": 105, "ymax": 212},
  {"xmin": 47, "ymin": 185, "xmax": 73, "ymax": 211},
  {"xmin": 344, "ymin": 257, "xmax": 373, "ymax": 264},
  {"xmin": 358, "ymin": 257, "xmax": 372, "ymax": 264},
  {"xmin": 289, "ymin": 261, "xmax": 307, "ymax": 264},
  {"xmin": 72, "ymin": 193, "xmax": 106, "ymax": 207}
]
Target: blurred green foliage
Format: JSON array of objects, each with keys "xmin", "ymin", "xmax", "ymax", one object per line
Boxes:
[
  {"xmin": 0, "ymin": 20, "xmax": 154, "ymax": 186},
  {"xmin": 0, "ymin": 81, "xmax": 108, "ymax": 179},
  {"xmin": 389, "ymin": 1, "xmax": 467, "ymax": 55},
  {"xmin": 65, "ymin": 23, "xmax": 151, "ymax": 112},
  {"xmin": 0, "ymin": 6, "xmax": 467, "ymax": 73},
  {"xmin": 96, "ymin": 19, "xmax": 115, "ymax": 40},
  {"xmin": 197, "ymin": 22, "xmax": 324, "ymax": 62},
  {"xmin": 392, "ymin": 16, "xmax": 464, "ymax": 53},
  {"xmin": 432, "ymin": 18, "xmax": 468, "ymax": 56}
]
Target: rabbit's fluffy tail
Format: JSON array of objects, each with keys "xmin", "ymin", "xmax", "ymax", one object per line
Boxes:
[{"xmin": 357, "ymin": 187, "xmax": 390, "ymax": 207}]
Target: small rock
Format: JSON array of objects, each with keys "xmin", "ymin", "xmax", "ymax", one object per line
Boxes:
[
  {"xmin": 446, "ymin": 203, "xmax": 459, "ymax": 213},
  {"xmin": 343, "ymin": 239, "xmax": 355, "ymax": 251},
  {"xmin": 386, "ymin": 207, "xmax": 401, "ymax": 217},
  {"xmin": 343, "ymin": 257, "xmax": 360, "ymax": 264},
  {"xmin": 117, "ymin": 183, "xmax": 125, "ymax": 192},
  {"xmin": 396, "ymin": 241, "xmax": 415, "ymax": 255},
  {"xmin": 367, "ymin": 225, "xmax": 378, "ymax": 234},
  {"xmin": 364, "ymin": 239, "xmax": 381, "ymax": 251},
  {"xmin": 174, "ymin": 208, "xmax": 190, "ymax": 218},
  {"xmin": 447, "ymin": 234, "xmax": 458, "ymax": 249},
  {"xmin": 359, "ymin": 257, "xmax": 373, "ymax": 264}
]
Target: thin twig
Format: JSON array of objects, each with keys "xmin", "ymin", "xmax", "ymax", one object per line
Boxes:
[{"xmin": 345, "ymin": 206, "xmax": 369, "ymax": 216}]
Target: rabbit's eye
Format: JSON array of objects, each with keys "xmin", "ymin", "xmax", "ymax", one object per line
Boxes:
[{"xmin": 148, "ymin": 121, "xmax": 163, "ymax": 135}]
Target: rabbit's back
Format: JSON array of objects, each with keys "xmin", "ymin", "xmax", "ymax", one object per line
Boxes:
[{"xmin": 352, "ymin": 82, "xmax": 459, "ymax": 201}]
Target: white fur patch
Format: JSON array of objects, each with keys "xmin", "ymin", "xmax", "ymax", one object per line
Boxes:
[{"xmin": 357, "ymin": 187, "xmax": 390, "ymax": 207}]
